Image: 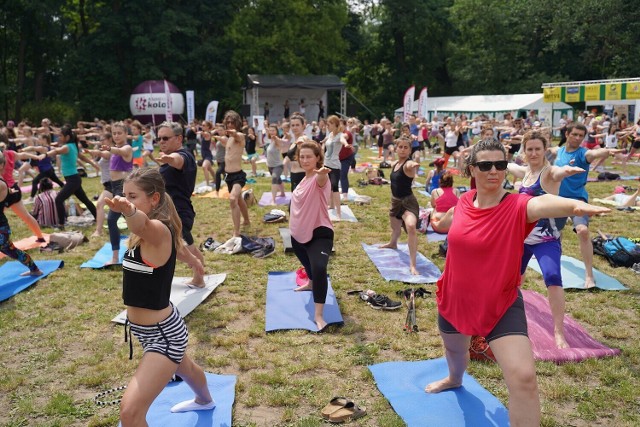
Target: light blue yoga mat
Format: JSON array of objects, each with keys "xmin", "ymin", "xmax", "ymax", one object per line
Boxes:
[
  {"xmin": 265, "ymin": 271, "xmax": 343, "ymax": 332},
  {"xmin": 362, "ymin": 243, "xmax": 441, "ymax": 284},
  {"xmin": 80, "ymin": 236, "xmax": 128, "ymax": 269},
  {"xmin": 369, "ymin": 358, "xmax": 509, "ymax": 427},
  {"xmin": 527, "ymin": 255, "xmax": 628, "ymax": 290},
  {"xmin": 418, "ymin": 190, "xmax": 431, "ymax": 198},
  {"xmin": 119, "ymin": 373, "xmax": 236, "ymax": 427},
  {"xmin": 0, "ymin": 260, "xmax": 64, "ymax": 303},
  {"xmin": 426, "ymin": 226, "xmax": 447, "ymax": 242}
]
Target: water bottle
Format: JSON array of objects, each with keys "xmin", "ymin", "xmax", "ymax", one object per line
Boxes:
[{"xmin": 69, "ymin": 198, "xmax": 77, "ymax": 216}]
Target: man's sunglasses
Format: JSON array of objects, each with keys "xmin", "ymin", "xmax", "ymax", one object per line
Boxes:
[
  {"xmin": 473, "ymin": 160, "xmax": 508, "ymax": 172},
  {"xmin": 156, "ymin": 136, "xmax": 174, "ymax": 142}
]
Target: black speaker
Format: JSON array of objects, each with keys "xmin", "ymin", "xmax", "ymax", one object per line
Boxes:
[{"xmin": 241, "ymin": 104, "xmax": 251, "ymax": 117}]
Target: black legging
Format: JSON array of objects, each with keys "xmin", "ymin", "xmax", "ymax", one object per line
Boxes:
[
  {"xmin": 55, "ymin": 174, "xmax": 97, "ymax": 227},
  {"xmin": 30, "ymin": 168, "xmax": 65, "ymax": 198},
  {"xmin": 291, "ymin": 226, "xmax": 334, "ymax": 304},
  {"xmin": 215, "ymin": 161, "xmax": 225, "ymax": 191}
]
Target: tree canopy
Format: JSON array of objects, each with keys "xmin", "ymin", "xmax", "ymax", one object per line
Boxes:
[{"xmin": 2, "ymin": 0, "xmax": 639, "ymax": 122}]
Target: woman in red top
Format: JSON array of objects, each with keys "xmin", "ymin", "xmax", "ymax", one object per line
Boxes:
[
  {"xmin": 429, "ymin": 172, "xmax": 459, "ymax": 232},
  {"xmin": 426, "ymin": 140, "xmax": 609, "ymax": 426}
]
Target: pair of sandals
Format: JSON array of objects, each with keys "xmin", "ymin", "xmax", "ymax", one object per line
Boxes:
[{"xmin": 321, "ymin": 397, "xmax": 367, "ymax": 423}]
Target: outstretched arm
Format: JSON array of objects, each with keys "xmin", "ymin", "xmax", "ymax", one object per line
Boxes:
[
  {"xmin": 526, "ymin": 194, "xmax": 610, "ymax": 223},
  {"xmin": 548, "ymin": 165, "xmax": 585, "ymax": 182},
  {"xmin": 507, "ymin": 163, "xmax": 528, "ymax": 179}
]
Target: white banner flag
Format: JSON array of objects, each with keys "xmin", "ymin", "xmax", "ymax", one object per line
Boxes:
[
  {"xmin": 163, "ymin": 80, "xmax": 173, "ymax": 122},
  {"xmin": 205, "ymin": 100, "xmax": 219, "ymax": 123},
  {"xmin": 403, "ymin": 85, "xmax": 415, "ymax": 123},
  {"xmin": 186, "ymin": 90, "xmax": 195, "ymax": 124},
  {"xmin": 417, "ymin": 87, "xmax": 428, "ymax": 120}
]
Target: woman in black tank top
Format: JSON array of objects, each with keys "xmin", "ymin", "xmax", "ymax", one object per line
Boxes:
[
  {"xmin": 381, "ymin": 138, "xmax": 421, "ymax": 275},
  {"xmin": 105, "ymin": 168, "xmax": 214, "ymax": 424}
]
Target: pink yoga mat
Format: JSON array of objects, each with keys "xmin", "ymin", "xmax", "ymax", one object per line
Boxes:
[
  {"xmin": 523, "ymin": 289, "xmax": 620, "ymax": 363},
  {"xmin": 258, "ymin": 192, "xmax": 291, "ymax": 207}
]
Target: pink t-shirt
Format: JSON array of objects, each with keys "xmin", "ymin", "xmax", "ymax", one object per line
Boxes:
[
  {"xmin": 289, "ymin": 174, "xmax": 333, "ymax": 244},
  {"xmin": 436, "ymin": 190, "xmax": 535, "ymax": 336},
  {"xmin": 1, "ymin": 150, "xmax": 16, "ymax": 186}
]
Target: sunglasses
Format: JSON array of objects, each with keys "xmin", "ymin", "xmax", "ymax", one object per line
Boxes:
[
  {"xmin": 473, "ymin": 160, "xmax": 508, "ymax": 172},
  {"xmin": 156, "ymin": 136, "xmax": 174, "ymax": 142}
]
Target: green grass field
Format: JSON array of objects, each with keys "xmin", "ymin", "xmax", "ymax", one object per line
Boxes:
[{"xmin": 0, "ymin": 146, "xmax": 639, "ymax": 427}]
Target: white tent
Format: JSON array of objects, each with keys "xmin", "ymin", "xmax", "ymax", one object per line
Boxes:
[{"xmin": 395, "ymin": 93, "xmax": 573, "ymax": 126}]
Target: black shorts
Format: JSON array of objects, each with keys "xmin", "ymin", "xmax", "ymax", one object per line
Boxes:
[
  {"xmin": 508, "ymin": 143, "xmax": 521, "ymax": 154},
  {"xmin": 102, "ymin": 181, "xmax": 113, "ymax": 193},
  {"xmin": 179, "ymin": 212, "xmax": 195, "ymax": 246},
  {"xmin": 411, "ymin": 145, "xmax": 422, "ymax": 155},
  {"xmin": 438, "ymin": 289, "xmax": 528, "ymax": 342},
  {"xmin": 632, "ymin": 139, "xmax": 640, "ymax": 150},
  {"xmin": 225, "ymin": 170, "xmax": 247, "ymax": 193},
  {"xmin": 444, "ymin": 145, "xmax": 458, "ymax": 155},
  {"xmin": 4, "ymin": 183, "xmax": 22, "ymax": 207}
]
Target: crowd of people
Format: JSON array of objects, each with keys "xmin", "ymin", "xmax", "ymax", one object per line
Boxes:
[{"xmin": 0, "ymin": 106, "xmax": 637, "ymax": 425}]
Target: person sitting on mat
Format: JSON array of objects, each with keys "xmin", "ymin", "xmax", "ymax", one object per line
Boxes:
[
  {"xmin": 430, "ymin": 171, "xmax": 459, "ymax": 233},
  {"xmin": 380, "ymin": 137, "xmax": 421, "ymax": 275},
  {"xmin": 507, "ymin": 131, "xmax": 585, "ymax": 348},
  {"xmin": 31, "ymin": 178, "xmax": 58, "ymax": 228},
  {"xmin": 0, "ymin": 153, "xmax": 42, "ymax": 276},
  {"xmin": 290, "ymin": 140, "xmax": 334, "ymax": 332},
  {"xmin": 425, "ymin": 139, "xmax": 609, "ymax": 427},
  {"xmin": 105, "ymin": 168, "xmax": 213, "ymax": 425}
]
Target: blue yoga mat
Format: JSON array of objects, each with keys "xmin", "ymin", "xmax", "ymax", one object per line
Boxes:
[
  {"xmin": 426, "ymin": 226, "xmax": 447, "ymax": 242},
  {"xmin": 527, "ymin": 255, "xmax": 628, "ymax": 290},
  {"xmin": 0, "ymin": 260, "xmax": 64, "ymax": 303},
  {"xmin": 417, "ymin": 190, "xmax": 431, "ymax": 198},
  {"xmin": 119, "ymin": 373, "xmax": 235, "ymax": 427},
  {"xmin": 265, "ymin": 271, "xmax": 343, "ymax": 332},
  {"xmin": 362, "ymin": 243, "xmax": 441, "ymax": 284},
  {"xmin": 369, "ymin": 358, "xmax": 509, "ymax": 427},
  {"xmin": 80, "ymin": 236, "xmax": 128, "ymax": 269}
]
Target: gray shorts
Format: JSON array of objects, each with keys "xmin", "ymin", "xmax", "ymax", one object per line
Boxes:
[
  {"xmin": 554, "ymin": 214, "xmax": 589, "ymax": 232},
  {"xmin": 269, "ymin": 165, "xmax": 283, "ymax": 185}
]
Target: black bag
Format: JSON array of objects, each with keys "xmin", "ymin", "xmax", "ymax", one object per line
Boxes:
[
  {"xmin": 597, "ymin": 171, "xmax": 620, "ymax": 181},
  {"xmin": 379, "ymin": 161, "xmax": 391, "ymax": 169},
  {"xmin": 439, "ymin": 238, "xmax": 448, "ymax": 257}
]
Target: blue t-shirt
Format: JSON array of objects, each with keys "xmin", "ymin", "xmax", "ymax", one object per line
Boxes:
[
  {"xmin": 410, "ymin": 124, "xmax": 420, "ymax": 147},
  {"xmin": 554, "ymin": 146, "xmax": 589, "ymax": 202}
]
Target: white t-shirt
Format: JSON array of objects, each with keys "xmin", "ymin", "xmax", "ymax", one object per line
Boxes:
[{"xmin": 605, "ymin": 134, "xmax": 618, "ymax": 148}]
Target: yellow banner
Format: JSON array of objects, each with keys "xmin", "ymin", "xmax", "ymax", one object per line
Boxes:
[
  {"xmin": 543, "ymin": 87, "xmax": 560, "ymax": 103},
  {"xmin": 605, "ymin": 83, "xmax": 621, "ymax": 100},
  {"xmin": 565, "ymin": 87, "xmax": 580, "ymax": 102},
  {"xmin": 627, "ymin": 83, "xmax": 640, "ymax": 100},
  {"xmin": 585, "ymin": 84, "xmax": 600, "ymax": 101}
]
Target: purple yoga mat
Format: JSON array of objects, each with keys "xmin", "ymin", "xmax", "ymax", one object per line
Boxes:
[
  {"xmin": 523, "ymin": 289, "xmax": 620, "ymax": 363},
  {"xmin": 258, "ymin": 191, "xmax": 291, "ymax": 207}
]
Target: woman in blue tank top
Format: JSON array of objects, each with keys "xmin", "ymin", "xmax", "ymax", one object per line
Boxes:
[
  {"xmin": 46, "ymin": 125, "xmax": 97, "ymax": 228},
  {"xmin": 507, "ymin": 131, "xmax": 585, "ymax": 348}
]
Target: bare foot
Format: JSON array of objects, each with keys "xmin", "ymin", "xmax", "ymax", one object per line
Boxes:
[
  {"xmin": 21, "ymin": 269, "xmax": 43, "ymax": 277},
  {"xmin": 294, "ymin": 283, "xmax": 313, "ymax": 292},
  {"xmin": 242, "ymin": 220, "xmax": 251, "ymax": 226},
  {"xmin": 555, "ymin": 332, "xmax": 569, "ymax": 349},
  {"xmin": 316, "ymin": 319, "xmax": 328, "ymax": 331},
  {"xmin": 584, "ymin": 277, "xmax": 596, "ymax": 289},
  {"xmin": 379, "ymin": 242, "xmax": 397, "ymax": 249},
  {"xmin": 410, "ymin": 266, "xmax": 419, "ymax": 275},
  {"xmin": 425, "ymin": 377, "xmax": 462, "ymax": 393},
  {"xmin": 279, "ymin": 193, "xmax": 286, "ymax": 197},
  {"xmin": 91, "ymin": 231, "xmax": 102, "ymax": 238},
  {"xmin": 103, "ymin": 260, "xmax": 120, "ymax": 267},
  {"xmin": 186, "ymin": 281, "xmax": 206, "ymax": 288}
]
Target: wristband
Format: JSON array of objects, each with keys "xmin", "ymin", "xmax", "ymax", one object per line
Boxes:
[{"xmin": 123, "ymin": 206, "xmax": 137, "ymax": 218}]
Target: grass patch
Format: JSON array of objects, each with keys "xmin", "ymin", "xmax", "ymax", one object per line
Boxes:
[{"xmin": 0, "ymin": 146, "xmax": 638, "ymax": 425}]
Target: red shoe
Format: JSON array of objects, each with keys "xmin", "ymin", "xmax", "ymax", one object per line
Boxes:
[{"xmin": 295, "ymin": 267, "xmax": 309, "ymax": 287}]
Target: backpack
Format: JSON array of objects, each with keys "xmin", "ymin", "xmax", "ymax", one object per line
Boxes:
[
  {"xmin": 438, "ymin": 237, "xmax": 448, "ymax": 257},
  {"xmin": 592, "ymin": 234, "xmax": 640, "ymax": 267},
  {"xmin": 49, "ymin": 231, "xmax": 88, "ymax": 250},
  {"xmin": 597, "ymin": 171, "xmax": 620, "ymax": 181}
]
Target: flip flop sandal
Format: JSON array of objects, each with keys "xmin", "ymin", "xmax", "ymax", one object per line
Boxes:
[
  {"xmin": 321, "ymin": 397, "xmax": 350, "ymax": 420},
  {"xmin": 328, "ymin": 401, "xmax": 366, "ymax": 423}
]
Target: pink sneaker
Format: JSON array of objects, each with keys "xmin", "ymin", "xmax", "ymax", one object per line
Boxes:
[{"xmin": 295, "ymin": 267, "xmax": 310, "ymax": 287}]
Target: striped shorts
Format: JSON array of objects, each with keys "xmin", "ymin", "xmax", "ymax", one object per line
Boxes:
[{"xmin": 127, "ymin": 305, "xmax": 188, "ymax": 364}]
